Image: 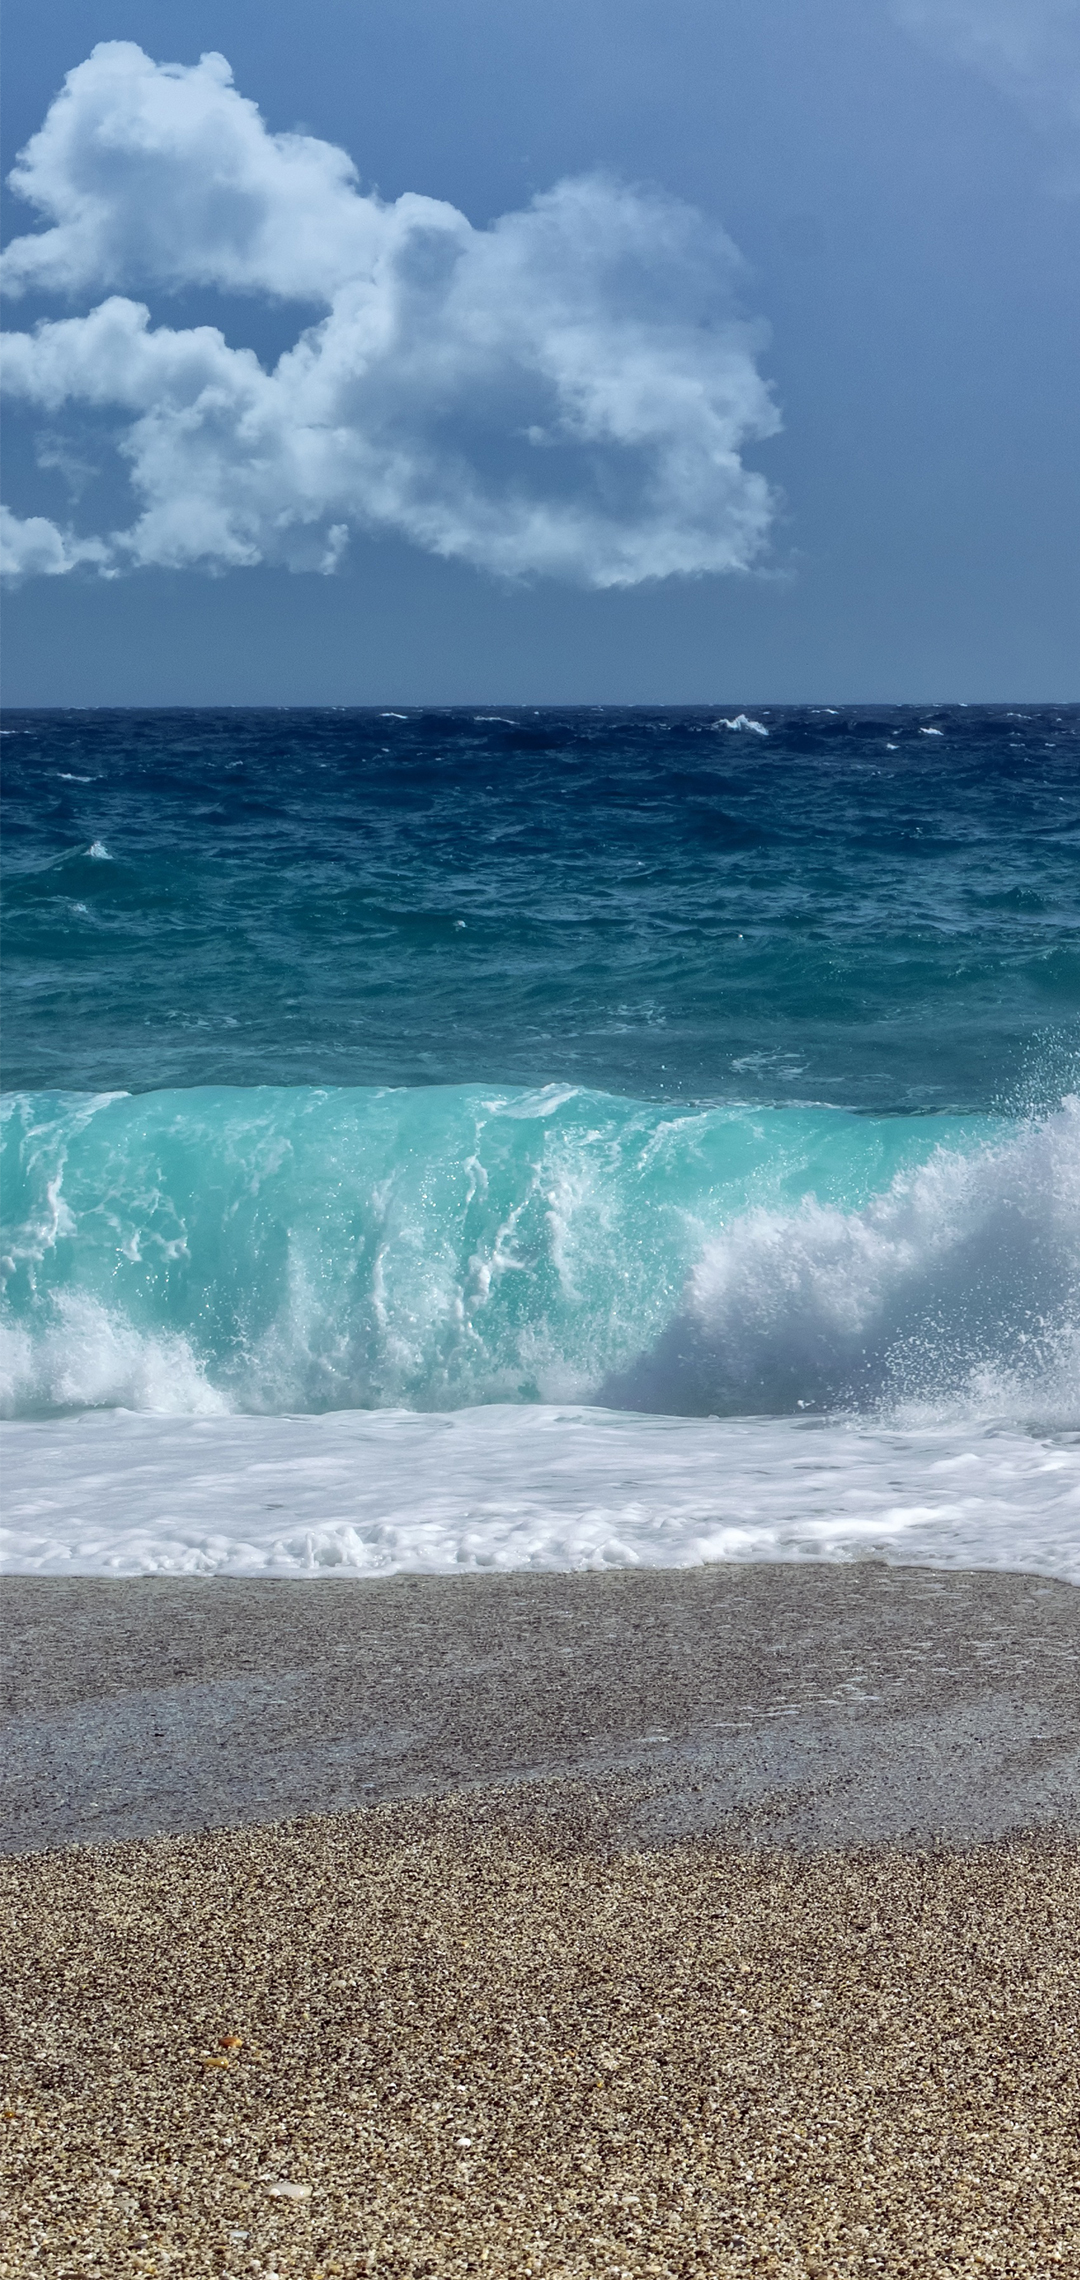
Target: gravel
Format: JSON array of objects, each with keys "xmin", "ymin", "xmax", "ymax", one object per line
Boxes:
[
  {"xmin": 2, "ymin": 1788, "xmax": 1079, "ymax": 2278},
  {"xmin": 3, "ymin": 1563, "xmax": 1078, "ymax": 2275}
]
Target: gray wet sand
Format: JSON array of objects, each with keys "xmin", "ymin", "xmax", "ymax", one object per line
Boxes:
[{"xmin": 2, "ymin": 1561, "xmax": 1078, "ymax": 1854}]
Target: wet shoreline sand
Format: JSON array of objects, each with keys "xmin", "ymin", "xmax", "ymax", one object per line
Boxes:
[
  {"xmin": 3, "ymin": 1564, "xmax": 1079, "ymax": 2276},
  {"xmin": 4, "ymin": 1563, "xmax": 1079, "ymax": 1855}
]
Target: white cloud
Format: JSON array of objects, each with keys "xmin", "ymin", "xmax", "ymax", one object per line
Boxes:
[
  {"xmin": 2, "ymin": 44, "xmax": 384, "ymax": 305},
  {"xmin": 0, "ymin": 503, "xmax": 109, "ymax": 578},
  {"xmin": 0, "ymin": 43, "xmax": 780, "ymax": 587},
  {"xmin": 891, "ymin": 1, "xmax": 1080, "ymax": 173}
]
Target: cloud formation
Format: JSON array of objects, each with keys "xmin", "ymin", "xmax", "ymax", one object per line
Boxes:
[
  {"xmin": 891, "ymin": 0, "xmax": 1080, "ymax": 172},
  {"xmin": 0, "ymin": 43, "xmax": 780, "ymax": 586},
  {"xmin": 0, "ymin": 502, "xmax": 108, "ymax": 579}
]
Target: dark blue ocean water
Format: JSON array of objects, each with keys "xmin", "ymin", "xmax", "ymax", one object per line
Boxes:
[
  {"xmin": 4, "ymin": 704, "xmax": 1078, "ymax": 1110},
  {"xmin": 3, "ymin": 704, "xmax": 1079, "ymax": 1422}
]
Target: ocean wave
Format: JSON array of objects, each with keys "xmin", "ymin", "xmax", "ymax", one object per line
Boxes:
[
  {"xmin": 715, "ymin": 713, "xmax": 768, "ymax": 736},
  {"xmin": 604, "ymin": 1099, "xmax": 1080, "ymax": 1425},
  {"xmin": 1, "ymin": 1082, "xmax": 1077, "ymax": 1427}
]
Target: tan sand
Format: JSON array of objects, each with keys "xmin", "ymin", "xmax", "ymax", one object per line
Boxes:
[{"xmin": 2, "ymin": 1782, "xmax": 1078, "ymax": 2279}]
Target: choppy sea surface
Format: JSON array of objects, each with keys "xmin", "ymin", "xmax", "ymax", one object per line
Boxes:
[{"xmin": 2, "ymin": 704, "xmax": 1078, "ymax": 1578}]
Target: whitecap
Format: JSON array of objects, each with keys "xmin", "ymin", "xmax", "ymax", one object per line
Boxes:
[
  {"xmin": 715, "ymin": 714, "xmax": 768, "ymax": 737},
  {"xmin": 87, "ymin": 839, "xmax": 112, "ymax": 860},
  {"xmin": 0, "ymin": 1292, "xmax": 226, "ymax": 1420}
]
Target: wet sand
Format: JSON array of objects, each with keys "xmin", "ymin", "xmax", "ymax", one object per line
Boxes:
[
  {"xmin": 3, "ymin": 1563, "xmax": 1079, "ymax": 1854},
  {"xmin": 2, "ymin": 1564, "xmax": 1078, "ymax": 2276}
]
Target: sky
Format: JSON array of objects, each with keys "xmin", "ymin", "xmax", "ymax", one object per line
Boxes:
[{"xmin": 1, "ymin": 0, "xmax": 1077, "ymax": 703}]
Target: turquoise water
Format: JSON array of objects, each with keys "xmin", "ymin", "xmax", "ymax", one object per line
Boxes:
[
  {"xmin": 2, "ymin": 706, "xmax": 1079, "ymax": 1423},
  {"xmin": 3, "ymin": 1080, "xmax": 1077, "ymax": 1421},
  {"xmin": 0, "ymin": 1080, "xmax": 993, "ymax": 1411}
]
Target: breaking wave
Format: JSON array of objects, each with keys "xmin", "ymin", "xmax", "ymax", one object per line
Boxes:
[{"xmin": 2, "ymin": 1082, "xmax": 1078, "ymax": 1427}]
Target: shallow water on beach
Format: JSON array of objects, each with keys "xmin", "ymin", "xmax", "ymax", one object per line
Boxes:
[{"xmin": 2, "ymin": 704, "xmax": 1079, "ymax": 1575}]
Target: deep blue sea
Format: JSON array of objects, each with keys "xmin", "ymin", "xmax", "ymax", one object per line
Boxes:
[{"xmin": 3, "ymin": 704, "xmax": 1079, "ymax": 1578}]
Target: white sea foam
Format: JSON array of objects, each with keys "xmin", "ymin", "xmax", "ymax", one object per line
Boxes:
[
  {"xmin": 0, "ymin": 1294, "xmax": 227, "ymax": 1418},
  {"xmin": 1, "ymin": 1401, "xmax": 1076, "ymax": 1580},
  {"xmin": 715, "ymin": 714, "xmax": 768, "ymax": 736}
]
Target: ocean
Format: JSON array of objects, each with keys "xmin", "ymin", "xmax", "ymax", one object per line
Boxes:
[{"xmin": 2, "ymin": 703, "xmax": 1078, "ymax": 1579}]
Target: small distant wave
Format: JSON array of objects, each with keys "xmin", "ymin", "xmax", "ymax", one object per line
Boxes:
[
  {"xmin": 86, "ymin": 840, "xmax": 112, "ymax": 860},
  {"xmin": 715, "ymin": 713, "xmax": 768, "ymax": 736}
]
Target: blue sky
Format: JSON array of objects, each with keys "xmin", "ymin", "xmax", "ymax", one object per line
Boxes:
[{"xmin": 2, "ymin": 0, "xmax": 1077, "ymax": 702}]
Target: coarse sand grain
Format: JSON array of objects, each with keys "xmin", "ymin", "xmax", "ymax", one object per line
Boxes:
[{"xmin": 1, "ymin": 1782, "xmax": 1078, "ymax": 2279}]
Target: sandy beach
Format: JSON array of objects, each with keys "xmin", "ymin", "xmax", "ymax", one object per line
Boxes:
[{"xmin": 2, "ymin": 1563, "xmax": 1079, "ymax": 2277}]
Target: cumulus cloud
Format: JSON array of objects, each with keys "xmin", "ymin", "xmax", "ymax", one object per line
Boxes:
[
  {"xmin": 2, "ymin": 44, "xmax": 383, "ymax": 305},
  {"xmin": 0, "ymin": 43, "xmax": 780, "ymax": 586},
  {"xmin": 891, "ymin": 0, "xmax": 1080, "ymax": 174},
  {"xmin": 0, "ymin": 502, "xmax": 109, "ymax": 578}
]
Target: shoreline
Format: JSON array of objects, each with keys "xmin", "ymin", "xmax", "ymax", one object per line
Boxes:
[
  {"xmin": 5, "ymin": 1401, "xmax": 1079, "ymax": 1587},
  {"xmin": 3, "ymin": 1562, "xmax": 1078, "ymax": 1856}
]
